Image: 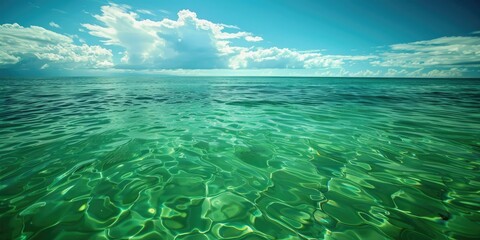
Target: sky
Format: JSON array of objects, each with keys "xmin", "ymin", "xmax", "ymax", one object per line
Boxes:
[{"xmin": 0, "ymin": 0, "xmax": 479, "ymax": 77}]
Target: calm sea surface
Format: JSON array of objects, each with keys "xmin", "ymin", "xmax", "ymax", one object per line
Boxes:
[{"xmin": 1, "ymin": 77, "xmax": 479, "ymax": 239}]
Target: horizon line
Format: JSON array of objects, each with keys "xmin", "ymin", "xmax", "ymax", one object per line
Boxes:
[{"xmin": 1, "ymin": 75, "xmax": 480, "ymax": 80}]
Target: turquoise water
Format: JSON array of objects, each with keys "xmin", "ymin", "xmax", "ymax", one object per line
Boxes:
[{"xmin": 0, "ymin": 77, "xmax": 479, "ymax": 239}]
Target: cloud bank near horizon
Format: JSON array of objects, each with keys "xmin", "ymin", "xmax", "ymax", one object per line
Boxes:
[
  {"xmin": 81, "ymin": 4, "xmax": 368, "ymax": 70},
  {"xmin": 0, "ymin": 3, "xmax": 479, "ymax": 77},
  {"xmin": 0, "ymin": 23, "xmax": 113, "ymax": 70}
]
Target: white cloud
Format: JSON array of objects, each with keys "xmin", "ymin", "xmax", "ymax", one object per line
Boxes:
[
  {"xmin": 420, "ymin": 68, "xmax": 464, "ymax": 78},
  {"xmin": 0, "ymin": 4, "xmax": 475, "ymax": 77},
  {"xmin": 0, "ymin": 23, "xmax": 113, "ymax": 70},
  {"xmin": 82, "ymin": 3, "xmax": 372, "ymax": 70},
  {"xmin": 374, "ymin": 36, "xmax": 480, "ymax": 68},
  {"xmin": 0, "ymin": 51, "xmax": 20, "ymax": 65},
  {"xmin": 219, "ymin": 24, "xmax": 240, "ymax": 30},
  {"xmin": 229, "ymin": 47, "xmax": 332, "ymax": 69},
  {"xmin": 49, "ymin": 21, "xmax": 60, "ymax": 28},
  {"xmin": 377, "ymin": 67, "xmax": 464, "ymax": 78},
  {"xmin": 83, "ymin": 4, "xmax": 231, "ymax": 68},
  {"xmin": 229, "ymin": 47, "xmax": 376, "ymax": 69},
  {"xmin": 137, "ymin": 9, "xmax": 155, "ymax": 16},
  {"xmin": 245, "ymin": 36, "xmax": 263, "ymax": 42},
  {"xmin": 215, "ymin": 31, "xmax": 262, "ymax": 42}
]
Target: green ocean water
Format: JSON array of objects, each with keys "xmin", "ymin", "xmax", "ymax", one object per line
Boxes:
[{"xmin": 0, "ymin": 77, "xmax": 479, "ymax": 239}]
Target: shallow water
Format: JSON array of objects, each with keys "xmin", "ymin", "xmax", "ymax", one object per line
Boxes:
[{"xmin": 0, "ymin": 77, "xmax": 479, "ymax": 239}]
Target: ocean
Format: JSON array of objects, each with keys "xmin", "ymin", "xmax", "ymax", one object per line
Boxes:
[{"xmin": 0, "ymin": 77, "xmax": 479, "ymax": 239}]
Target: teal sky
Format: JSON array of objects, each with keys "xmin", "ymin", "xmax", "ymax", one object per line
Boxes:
[{"xmin": 1, "ymin": 0, "xmax": 479, "ymax": 77}]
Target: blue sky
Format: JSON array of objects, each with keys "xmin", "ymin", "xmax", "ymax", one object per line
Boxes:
[{"xmin": 1, "ymin": 0, "xmax": 479, "ymax": 77}]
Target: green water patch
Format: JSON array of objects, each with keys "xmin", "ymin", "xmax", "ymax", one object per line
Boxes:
[{"xmin": 1, "ymin": 77, "xmax": 479, "ymax": 239}]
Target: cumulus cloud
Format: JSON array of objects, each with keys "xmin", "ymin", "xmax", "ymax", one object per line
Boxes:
[
  {"xmin": 229, "ymin": 47, "xmax": 376, "ymax": 69},
  {"xmin": 373, "ymin": 36, "xmax": 480, "ymax": 68},
  {"xmin": 49, "ymin": 21, "xmax": 60, "ymax": 28},
  {"xmin": 4, "ymin": 3, "xmax": 469, "ymax": 77},
  {"xmin": 0, "ymin": 23, "xmax": 113, "ymax": 70},
  {"xmin": 82, "ymin": 4, "xmax": 250, "ymax": 69},
  {"xmin": 0, "ymin": 51, "xmax": 20, "ymax": 65},
  {"xmin": 83, "ymin": 3, "xmax": 372, "ymax": 70},
  {"xmin": 422, "ymin": 68, "xmax": 464, "ymax": 78},
  {"xmin": 378, "ymin": 67, "xmax": 463, "ymax": 78},
  {"xmin": 230, "ymin": 47, "xmax": 332, "ymax": 69}
]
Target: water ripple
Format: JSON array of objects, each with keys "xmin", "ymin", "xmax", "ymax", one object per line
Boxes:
[{"xmin": 1, "ymin": 77, "xmax": 479, "ymax": 239}]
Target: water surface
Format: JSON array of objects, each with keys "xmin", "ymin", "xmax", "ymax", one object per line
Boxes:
[{"xmin": 1, "ymin": 77, "xmax": 479, "ymax": 239}]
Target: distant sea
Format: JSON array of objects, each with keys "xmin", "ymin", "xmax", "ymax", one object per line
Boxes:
[{"xmin": 1, "ymin": 77, "xmax": 479, "ymax": 239}]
